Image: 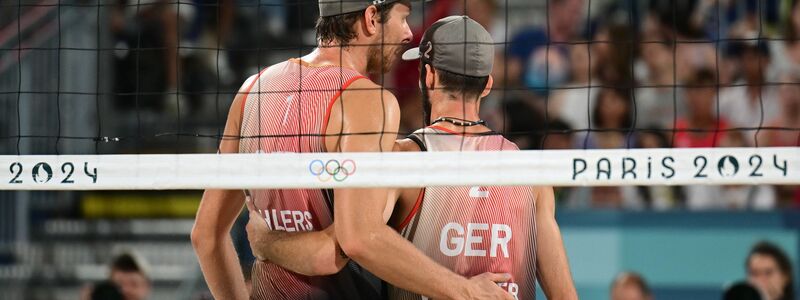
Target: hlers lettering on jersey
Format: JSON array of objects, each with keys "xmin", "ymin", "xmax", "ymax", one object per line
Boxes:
[{"xmin": 256, "ymin": 209, "xmax": 315, "ymax": 232}]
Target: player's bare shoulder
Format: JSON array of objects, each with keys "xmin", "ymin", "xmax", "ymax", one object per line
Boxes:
[
  {"xmin": 339, "ymin": 77, "xmax": 400, "ymax": 115},
  {"xmin": 240, "ymin": 73, "xmax": 259, "ymax": 93},
  {"xmin": 222, "ymin": 72, "xmax": 261, "ymax": 139},
  {"xmin": 231, "ymin": 73, "xmax": 259, "ymax": 109},
  {"xmin": 393, "ymin": 138, "xmax": 421, "ymax": 152}
]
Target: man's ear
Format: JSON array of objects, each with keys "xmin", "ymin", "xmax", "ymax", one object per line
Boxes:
[
  {"xmin": 480, "ymin": 75, "xmax": 494, "ymax": 98},
  {"xmin": 362, "ymin": 5, "xmax": 380, "ymax": 36},
  {"xmin": 425, "ymin": 64, "xmax": 435, "ymax": 91}
]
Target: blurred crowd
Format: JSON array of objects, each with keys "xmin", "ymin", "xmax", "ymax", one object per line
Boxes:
[
  {"xmin": 80, "ymin": 241, "xmax": 796, "ymax": 300},
  {"xmin": 391, "ymin": 0, "xmax": 800, "ymax": 211},
  {"xmin": 107, "ymin": 0, "xmax": 799, "ymax": 210},
  {"xmin": 610, "ymin": 241, "xmax": 796, "ymax": 300}
]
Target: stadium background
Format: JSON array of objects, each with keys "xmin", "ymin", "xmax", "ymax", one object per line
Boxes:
[{"xmin": 1, "ymin": 0, "xmax": 799, "ymax": 299}]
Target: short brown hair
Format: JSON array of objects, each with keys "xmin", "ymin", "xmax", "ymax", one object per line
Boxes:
[
  {"xmin": 434, "ymin": 67, "xmax": 490, "ymax": 100},
  {"xmin": 315, "ymin": 2, "xmax": 399, "ymax": 45}
]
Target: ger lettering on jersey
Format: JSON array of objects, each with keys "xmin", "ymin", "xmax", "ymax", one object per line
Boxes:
[{"xmin": 390, "ymin": 126, "xmax": 538, "ymax": 300}]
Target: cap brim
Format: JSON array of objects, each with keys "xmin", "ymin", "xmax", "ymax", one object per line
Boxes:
[{"xmin": 402, "ymin": 47, "xmax": 421, "ymax": 61}]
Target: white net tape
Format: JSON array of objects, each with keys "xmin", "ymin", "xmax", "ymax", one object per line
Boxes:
[{"xmin": 2, "ymin": 147, "xmax": 797, "ymax": 190}]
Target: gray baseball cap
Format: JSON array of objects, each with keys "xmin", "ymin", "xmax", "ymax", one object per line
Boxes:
[
  {"xmin": 319, "ymin": 0, "xmax": 426, "ymax": 17},
  {"xmin": 401, "ymin": 16, "xmax": 494, "ymax": 77}
]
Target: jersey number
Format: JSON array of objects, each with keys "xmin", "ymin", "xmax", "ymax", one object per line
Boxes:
[{"xmin": 469, "ymin": 186, "xmax": 489, "ymax": 198}]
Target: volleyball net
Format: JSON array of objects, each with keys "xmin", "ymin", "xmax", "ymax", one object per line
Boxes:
[{"xmin": 1, "ymin": 0, "xmax": 799, "ymax": 193}]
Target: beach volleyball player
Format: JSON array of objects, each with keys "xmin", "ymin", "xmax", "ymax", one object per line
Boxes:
[
  {"xmin": 192, "ymin": 1, "xmax": 512, "ymax": 299},
  {"xmin": 388, "ymin": 16, "xmax": 577, "ymax": 299},
  {"xmin": 246, "ymin": 15, "xmax": 577, "ymax": 300}
]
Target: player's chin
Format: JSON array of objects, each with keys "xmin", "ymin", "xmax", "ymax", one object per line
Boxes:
[
  {"xmin": 384, "ymin": 48, "xmax": 404, "ymax": 70},
  {"xmin": 370, "ymin": 53, "xmax": 400, "ymax": 74}
]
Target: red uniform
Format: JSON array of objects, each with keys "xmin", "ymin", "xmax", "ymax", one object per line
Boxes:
[
  {"xmin": 239, "ymin": 59, "xmax": 378, "ymax": 300},
  {"xmin": 390, "ymin": 126, "xmax": 539, "ymax": 300}
]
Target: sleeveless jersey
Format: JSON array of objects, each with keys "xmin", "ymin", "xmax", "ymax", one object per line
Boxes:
[
  {"xmin": 390, "ymin": 126, "xmax": 538, "ymax": 300},
  {"xmin": 239, "ymin": 59, "xmax": 379, "ymax": 300}
]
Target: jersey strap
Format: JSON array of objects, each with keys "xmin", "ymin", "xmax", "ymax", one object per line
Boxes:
[{"xmin": 406, "ymin": 133, "xmax": 427, "ymax": 152}]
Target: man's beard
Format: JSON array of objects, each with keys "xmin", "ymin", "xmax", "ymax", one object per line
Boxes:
[
  {"xmin": 421, "ymin": 89, "xmax": 432, "ymax": 126},
  {"xmin": 366, "ymin": 43, "xmax": 402, "ymax": 75},
  {"xmin": 420, "ymin": 64, "xmax": 432, "ymax": 126}
]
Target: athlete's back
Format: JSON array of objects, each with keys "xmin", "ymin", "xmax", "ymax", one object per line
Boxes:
[
  {"xmin": 239, "ymin": 58, "xmax": 377, "ymax": 299},
  {"xmin": 391, "ymin": 125, "xmax": 538, "ymax": 300}
]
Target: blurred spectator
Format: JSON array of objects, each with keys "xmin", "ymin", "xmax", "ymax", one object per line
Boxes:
[
  {"xmin": 564, "ymin": 88, "xmax": 634, "ymax": 209},
  {"xmin": 500, "ymin": 100, "xmax": 546, "ymax": 150},
  {"xmin": 649, "ymin": 0, "xmax": 717, "ymax": 83},
  {"xmin": 111, "ymin": 0, "xmax": 188, "ymax": 112},
  {"xmin": 542, "ymin": 119, "xmax": 575, "ymax": 150},
  {"xmin": 726, "ymin": 1, "xmax": 782, "ymax": 53},
  {"xmin": 543, "ymin": 119, "xmax": 576, "ymax": 206},
  {"xmin": 109, "ymin": 252, "xmax": 151, "ymax": 300},
  {"xmin": 719, "ymin": 39, "xmax": 781, "ymax": 145},
  {"xmin": 674, "ymin": 69, "xmax": 732, "ymax": 210},
  {"xmin": 635, "ymin": 13, "xmax": 683, "ymax": 130},
  {"xmin": 509, "ymin": 0, "xmax": 584, "ymax": 90},
  {"xmin": 592, "ymin": 24, "xmax": 636, "ymax": 88},
  {"xmin": 584, "ymin": 87, "xmax": 634, "ymax": 149},
  {"xmin": 747, "ymin": 241, "xmax": 796, "ymax": 300},
  {"xmin": 758, "ymin": 70, "xmax": 800, "ymax": 207},
  {"xmin": 769, "ymin": 0, "xmax": 800, "ymax": 80},
  {"xmin": 759, "ymin": 71, "xmax": 800, "ymax": 147},
  {"xmin": 456, "ymin": 0, "xmax": 501, "ymax": 35},
  {"xmin": 571, "ymin": 87, "xmax": 635, "ymax": 209},
  {"xmin": 90, "ymin": 281, "xmax": 125, "ymax": 300},
  {"xmin": 675, "ymin": 69, "xmax": 729, "ymax": 148},
  {"xmin": 610, "ymin": 271, "xmax": 653, "ymax": 300},
  {"xmin": 550, "ymin": 43, "xmax": 597, "ymax": 133},
  {"xmin": 723, "ymin": 281, "xmax": 766, "ymax": 300},
  {"xmin": 622, "ymin": 128, "xmax": 684, "ymax": 210}
]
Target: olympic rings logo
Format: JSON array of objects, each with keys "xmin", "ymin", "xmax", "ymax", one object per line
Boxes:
[{"xmin": 309, "ymin": 159, "xmax": 357, "ymax": 182}]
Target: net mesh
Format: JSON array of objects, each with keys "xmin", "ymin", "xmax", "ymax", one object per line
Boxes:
[
  {"xmin": 1, "ymin": 0, "xmax": 800, "ymax": 299},
  {"xmin": 1, "ymin": 0, "xmax": 797, "ymax": 188}
]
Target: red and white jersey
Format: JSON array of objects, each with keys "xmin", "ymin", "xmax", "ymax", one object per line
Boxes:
[
  {"xmin": 238, "ymin": 59, "xmax": 378, "ymax": 300},
  {"xmin": 390, "ymin": 125, "xmax": 538, "ymax": 300}
]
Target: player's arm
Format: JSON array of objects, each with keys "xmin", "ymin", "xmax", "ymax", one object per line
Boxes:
[
  {"xmin": 190, "ymin": 76, "xmax": 255, "ymax": 300},
  {"xmin": 533, "ymin": 186, "xmax": 578, "ymax": 300},
  {"xmin": 333, "ymin": 80, "xmax": 512, "ymax": 300},
  {"xmin": 243, "ymin": 141, "xmax": 411, "ymax": 275},
  {"xmin": 245, "ymin": 205, "xmax": 348, "ymax": 276}
]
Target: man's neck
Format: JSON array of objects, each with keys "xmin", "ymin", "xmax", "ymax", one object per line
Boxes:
[
  {"xmin": 303, "ymin": 43, "xmax": 370, "ymax": 75},
  {"xmin": 429, "ymin": 93, "xmax": 486, "ymax": 132}
]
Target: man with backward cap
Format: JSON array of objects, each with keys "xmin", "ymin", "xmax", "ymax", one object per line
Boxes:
[{"xmin": 245, "ymin": 14, "xmax": 577, "ymax": 300}]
